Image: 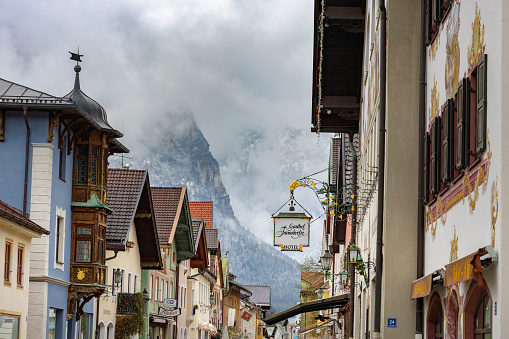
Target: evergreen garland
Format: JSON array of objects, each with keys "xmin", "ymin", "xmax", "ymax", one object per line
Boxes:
[{"xmin": 115, "ymin": 292, "xmax": 146, "ymax": 339}]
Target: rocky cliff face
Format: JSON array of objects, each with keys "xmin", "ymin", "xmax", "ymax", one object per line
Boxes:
[{"xmin": 125, "ymin": 111, "xmax": 300, "ymax": 312}]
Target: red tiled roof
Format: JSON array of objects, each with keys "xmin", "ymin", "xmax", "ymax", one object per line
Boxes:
[
  {"xmin": 151, "ymin": 187, "xmax": 185, "ymax": 245},
  {"xmin": 107, "ymin": 169, "xmax": 147, "ymax": 242},
  {"xmin": 189, "ymin": 201, "xmax": 213, "ymax": 229},
  {"xmin": 301, "ymin": 271, "xmax": 324, "ymax": 288},
  {"xmin": 0, "ymin": 200, "xmax": 49, "ymax": 235}
]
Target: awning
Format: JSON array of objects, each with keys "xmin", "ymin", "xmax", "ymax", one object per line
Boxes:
[
  {"xmin": 298, "ymin": 319, "xmax": 334, "ymax": 334},
  {"xmin": 410, "ymin": 274, "xmax": 434, "ymax": 300},
  {"xmin": 198, "ymin": 321, "xmax": 209, "ymax": 330},
  {"xmin": 262, "ymin": 293, "xmax": 349, "ymax": 325},
  {"xmin": 150, "ymin": 314, "xmax": 175, "ymax": 326}
]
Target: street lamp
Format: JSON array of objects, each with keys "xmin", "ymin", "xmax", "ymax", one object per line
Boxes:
[
  {"xmin": 346, "ymin": 244, "xmax": 360, "ymax": 264},
  {"xmin": 113, "ymin": 268, "xmax": 122, "ymax": 291},
  {"xmin": 209, "ymin": 293, "xmax": 215, "ymax": 306},
  {"xmin": 315, "ymin": 287, "xmax": 324, "ymax": 300},
  {"xmin": 320, "ymin": 250, "xmax": 333, "ymax": 272},
  {"xmin": 338, "ymin": 270, "xmax": 349, "ymax": 286}
]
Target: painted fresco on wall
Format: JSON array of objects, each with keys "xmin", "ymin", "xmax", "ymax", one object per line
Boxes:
[
  {"xmin": 467, "ymin": 2, "xmax": 485, "ymax": 73},
  {"xmin": 445, "ymin": 1, "xmax": 461, "ymax": 99},
  {"xmin": 426, "ymin": 133, "xmax": 492, "ymax": 228},
  {"xmin": 429, "ymin": 75, "xmax": 439, "ymax": 124},
  {"xmin": 491, "ymin": 178, "xmax": 498, "ymax": 248},
  {"xmin": 450, "ymin": 226, "xmax": 458, "ymax": 262},
  {"xmin": 429, "ymin": 32, "xmax": 440, "ymax": 61}
]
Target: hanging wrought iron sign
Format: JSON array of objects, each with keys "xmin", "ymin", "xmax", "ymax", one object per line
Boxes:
[{"xmin": 272, "ymin": 197, "xmax": 312, "ymax": 252}]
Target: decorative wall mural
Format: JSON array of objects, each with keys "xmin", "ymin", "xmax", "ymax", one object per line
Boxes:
[
  {"xmin": 491, "ymin": 178, "xmax": 498, "ymax": 248},
  {"xmin": 426, "ymin": 134, "xmax": 492, "ymax": 228},
  {"xmin": 445, "ymin": 1, "xmax": 461, "ymax": 99},
  {"xmin": 450, "ymin": 226, "xmax": 458, "ymax": 262},
  {"xmin": 467, "ymin": 2, "xmax": 485, "ymax": 72},
  {"xmin": 429, "ymin": 31, "xmax": 440, "ymax": 61},
  {"xmin": 429, "ymin": 75, "xmax": 440, "ymax": 123}
]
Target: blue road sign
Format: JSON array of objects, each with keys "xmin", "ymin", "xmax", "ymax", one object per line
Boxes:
[{"xmin": 387, "ymin": 318, "xmax": 397, "ymax": 328}]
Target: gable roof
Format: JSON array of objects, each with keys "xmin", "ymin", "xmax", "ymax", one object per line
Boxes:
[
  {"xmin": 151, "ymin": 187, "xmax": 185, "ymax": 246},
  {"xmin": 301, "ymin": 271, "xmax": 324, "ymax": 289},
  {"xmin": 190, "ymin": 217, "xmax": 209, "ymax": 269},
  {"xmin": 152, "ymin": 186, "xmax": 195, "ymax": 262},
  {"xmin": 189, "ymin": 201, "xmax": 213, "ymax": 229},
  {"xmin": 244, "ymin": 285, "xmax": 271, "ymax": 307},
  {"xmin": 0, "ymin": 200, "xmax": 49, "ymax": 235},
  {"xmin": 205, "ymin": 228, "xmax": 218, "ymax": 251},
  {"xmin": 106, "ymin": 168, "xmax": 162, "ymax": 269}
]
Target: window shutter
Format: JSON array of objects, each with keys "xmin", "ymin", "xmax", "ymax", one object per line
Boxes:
[
  {"xmin": 456, "ymin": 78, "xmax": 469, "ymax": 169},
  {"xmin": 424, "ymin": 132, "xmax": 430, "ymax": 203},
  {"xmin": 425, "ymin": 0, "xmax": 431, "ymax": 45},
  {"xmin": 433, "ymin": 0, "xmax": 442, "ymax": 27},
  {"xmin": 430, "ymin": 118, "xmax": 440, "ymax": 195},
  {"xmin": 476, "ymin": 54, "xmax": 487, "ymax": 154},
  {"xmin": 442, "ymin": 99, "xmax": 452, "ymax": 183}
]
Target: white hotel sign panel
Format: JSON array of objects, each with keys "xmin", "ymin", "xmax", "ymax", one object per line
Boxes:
[{"xmin": 273, "ymin": 213, "xmax": 311, "ymax": 251}]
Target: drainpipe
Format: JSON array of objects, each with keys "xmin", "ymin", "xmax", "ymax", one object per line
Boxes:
[
  {"xmin": 173, "ymin": 261, "xmax": 180, "ymax": 339},
  {"xmin": 416, "ymin": 0, "xmax": 427, "ymax": 337},
  {"xmin": 23, "ymin": 106, "xmax": 30, "ymax": 214},
  {"xmin": 348, "ymin": 133, "xmax": 357, "ymax": 339},
  {"xmin": 373, "ymin": 0, "xmax": 387, "ymax": 338}
]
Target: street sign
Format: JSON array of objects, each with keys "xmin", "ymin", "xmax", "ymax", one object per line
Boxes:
[
  {"xmin": 163, "ymin": 298, "xmax": 177, "ymax": 309},
  {"xmin": 273, "ymin": 213, "xmax": 311, "ymax": 252},
  {"xmin": 159, "ymin": 307, "xmax": 181, "ymax": 317},
  {"xmin": 387, "ymin": 318, "xmax": 397, "ymax": 328}
]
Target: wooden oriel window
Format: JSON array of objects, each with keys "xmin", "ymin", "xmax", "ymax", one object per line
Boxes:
[
  {"xmin": 77, "ymin": 145, "xmax": 88, "ymax": 184},
  {"xmin": 4, "ymin": 241, "xmax": 11, "ymax": 283},
  {"xmin": 17, "ymin": 246, "xmax": 23, "ymax": 286},
  {"xmin": 75, "ymin": 227, "xmax": 92, "ymax": 262}
]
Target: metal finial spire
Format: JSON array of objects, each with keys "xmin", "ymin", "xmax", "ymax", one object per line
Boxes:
[{"xmin": 69, "ymin": 47, "xmax": 83, "ymax": 90}]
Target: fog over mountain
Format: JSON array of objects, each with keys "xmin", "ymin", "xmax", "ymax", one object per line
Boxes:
[{"xmin": 117, "ymin": 110, "xmax": 329, "ymax": 312}]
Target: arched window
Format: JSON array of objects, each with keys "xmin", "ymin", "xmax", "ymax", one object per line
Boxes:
[
  {"xmin": 465, "ymin": 281, "xmax": 492, "ymax": 339},
  {"xmin": 447, "ymin": 291, "xmax": 459, "ymax": 339},
  {"xmin": 427, "ymin": 293, "xmax": 444, "ymax": 339}
]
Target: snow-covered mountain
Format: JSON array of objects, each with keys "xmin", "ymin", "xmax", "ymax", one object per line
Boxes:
[{"xmin": 118, "ymin": 110, "xmax": 329, "ymax": 312}]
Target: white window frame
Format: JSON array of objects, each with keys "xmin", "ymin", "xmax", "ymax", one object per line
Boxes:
[
  {"xmin": 134, "ymin": 274, "xmax": 138, "ymax": 293},
  {"xmin": 54, "ymin": 207, "xmax": 66, "ymax": 270}
]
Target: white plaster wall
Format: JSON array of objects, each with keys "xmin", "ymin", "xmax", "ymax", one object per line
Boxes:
[
  {"xmin": 29, "ymin": 143, "xmax": 54, "ymax": 277},
  {"xmin": 423, "ymin": 0, "xmax": 503, "ymax": 337},
  {"xmin": 27, "ymin": 281, "xmax": 48, "ymax": 339}
]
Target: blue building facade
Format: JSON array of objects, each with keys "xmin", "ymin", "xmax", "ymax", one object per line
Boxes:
[{"xmin": 0, "ymin": 58, "xmax": 127, "ymax": 338}]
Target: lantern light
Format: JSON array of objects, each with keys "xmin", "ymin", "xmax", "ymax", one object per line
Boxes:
[
  {"xmin": 347, "ymin": 244, "xmax": 360, "ymax": 264},
  {"xmin": 339, "ymin": 270, "xmax": 349, "ymax": 286},
  {"xmin": 320, "ymin": 250, "xmax": 333, "ymax": 272}
]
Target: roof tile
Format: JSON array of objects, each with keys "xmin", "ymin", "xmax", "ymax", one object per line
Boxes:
[
  {"xmin": 151, "ymin": 187, "xmax": 184, "ymax": 245},
  {"xmin": 106, "ymin": 169, "xmax": 146, "ymax": 242},
  {"xmin": 0, "ymin": 200, "xmax": 49, "ymax": 235},
  {"xmin": 205, "ymin": 228, "xmax": 218, "ymax": 251},
  {"xmin": 189, "ymin": 201, "xmax": 213, "ymax": 229},
  {"xmin": 244, "ymin": 285, "xmax": 271, "ymax": 306}
]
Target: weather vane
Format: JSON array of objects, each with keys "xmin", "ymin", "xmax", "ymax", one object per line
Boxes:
[{"xmin": 69, "ymin": 47, "xmax": 83, "ymax": 64}]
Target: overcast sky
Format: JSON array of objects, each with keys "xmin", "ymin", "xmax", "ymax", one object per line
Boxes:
[{"xmin": 1, "ymin": 0, "xmax": 330, "ymax": 260}]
